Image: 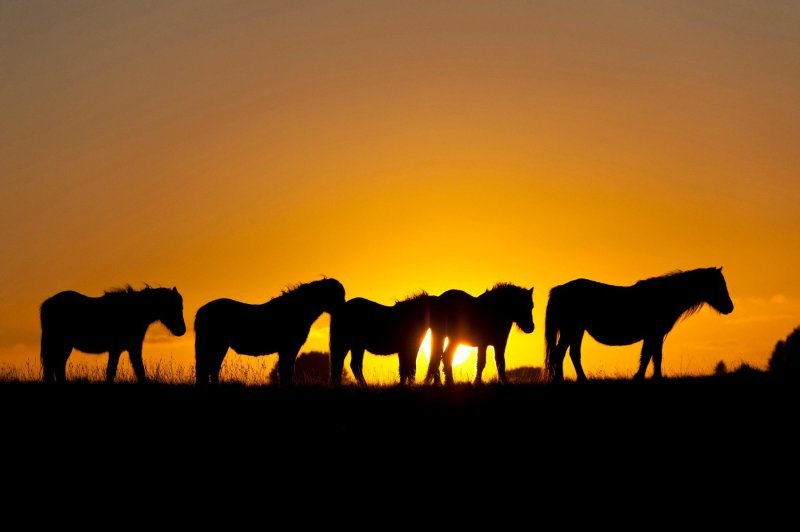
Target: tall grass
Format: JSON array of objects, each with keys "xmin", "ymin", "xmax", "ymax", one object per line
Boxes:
[{"xmin": 0, "ymin": 352, "xmax": 525, "ymax": 386}]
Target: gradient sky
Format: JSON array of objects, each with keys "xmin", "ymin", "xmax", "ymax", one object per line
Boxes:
[{"xmin": 2, "ymin": 1, "xmax": 799, "ymax": 380}]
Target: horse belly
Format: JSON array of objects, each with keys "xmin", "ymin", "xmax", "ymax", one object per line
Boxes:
[
  {"xmin": 585, "ymin": 322, "xmax": 643, "ymax": 346},
  {"xmin": 444, "ymin": 327, "xmax": 480, "ymax": 348},
  {"xmin": 229, "ymin": 339, "xmax": 279, "ymax": 357},
  {"xmin": 363, "ymin": 334, "xmax": 398, "ymax": 356},
  {"xmin": 66, "ymin": 321, "xmax": 118, "ymax": 354},
  {"xmin": 442, "ymin": 311, "xmax": 491, "ymax": 346},
  {"xmin": 350, "ymin": 320, "xmax": 399, "ymax": 356},
  {"xmin": 71, "ymin": 339, "xmax": 113, "ymax": 354}
]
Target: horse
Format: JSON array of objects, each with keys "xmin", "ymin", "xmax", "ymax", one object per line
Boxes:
[
  {"xmin": 329, "ymin": 292, "xmax": 435, "ymax": 386},
  {"xmin": 425, "ymin": 284, "xmax": 535, "ymax": 385},
  {"xmin": 40, "ymin": 286, "xmax": 186, "ymax": 383},
  {"xmin": 194, "ymin": 278, "xmax": 345, "ymax": 385},
  {"xmin": 544, "ymin": 267, "xmax": 734, "ymax": 382}
]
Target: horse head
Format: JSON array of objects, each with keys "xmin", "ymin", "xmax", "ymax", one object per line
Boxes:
[
  {"xmin": 318, "ymin": 278, "xmax": 346, "ymax": 313},
  {"xmin": 515, "ymin": 287, "xmax": 535, "ymax": 333},
  {"xmin": 705, "ymin": 267, "xmax": 734, "ymax": 315},
  {"xmin": 488, "ymin": 284, "xmax": 535, "ymax": 334},
  {"xmin": 158, "ymin": 287, "xmax": 187, "ymax": 336}
]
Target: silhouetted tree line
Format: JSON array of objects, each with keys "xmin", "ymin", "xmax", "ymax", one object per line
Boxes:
[{"xmin": 769, "ymin": 326, "xmax": 800, "ymax": 378}]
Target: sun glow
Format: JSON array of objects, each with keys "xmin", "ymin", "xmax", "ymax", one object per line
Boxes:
[{"xmin": 419, "ymin": 329, "xmax": 475, "ymax": 366}]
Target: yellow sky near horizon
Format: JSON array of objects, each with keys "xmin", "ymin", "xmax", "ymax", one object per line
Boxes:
[{"xmin": 1, "ymin": 1, "xmax": 799, "ymax": 380}]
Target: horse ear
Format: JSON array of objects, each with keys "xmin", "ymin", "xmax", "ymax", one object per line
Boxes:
[
  {"xmin": 717, "ymin": 267, "xmax": 723, "ymax": 272},
  {"xmin": 529, "ymin": 287, "xmax": 534, "ymax": 295},
  {"xmin": 171, "ymin": 286, "xmax": 177, "ymax": 293}
]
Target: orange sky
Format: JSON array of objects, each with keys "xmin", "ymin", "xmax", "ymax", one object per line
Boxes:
[{"xmin": 1, "ymin": 1, "xmax": 799, "ymax": 380}]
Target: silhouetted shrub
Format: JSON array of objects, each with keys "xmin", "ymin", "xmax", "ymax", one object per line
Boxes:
[
  {"xmin": 769, "ymin": 326, "xmax": 800, "ymax": 377},
  {"xmin": 504, "ymin": 366, "xmax": 544, "ymax": 384},
  {"xmin": 269, "ymin": 351, "xmax": 351, "ymax": 385},
  {"xmin": 714, "ymin": 361, "xmax": 727, "ymax": 376},
  {"xmin": 733, "ymin": 363, "xmax": 760, "ymax": 377}
]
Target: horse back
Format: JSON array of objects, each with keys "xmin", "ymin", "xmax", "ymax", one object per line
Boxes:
[
  {"xmin": 41, "ymin": 290, "xmax": 102, "ymax": 325},
  {"xmin": 334, "ymin": 297, "xmax": 395, "ymax": 334},
  {"xmin": 194, "ymin": 298, "xmax": 270, "ymax": 335},
  {"xmin": 196, "ymin": 297, "xmax": 313, "ymax": 355},
  {"xmin": 40, "ymin": 291, "xmax": 129, "ymax": 352},
  {"xmin": 551, "ymin": 278, "xmax": 659, "ymax": 342},
  {"xmin": 331, "ymin": 297, "xmax": 410, "ymax": 355},
  {"xmin": 438, "ymin": 289, "xmax": 472, "ymax": 301}
]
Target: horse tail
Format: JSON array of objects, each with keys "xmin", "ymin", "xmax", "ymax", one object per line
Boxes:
[
  {"xmin": 193, "ymin": 306, "xmax": 210, "ymax": 385},
  {"xmin": 544, "ymin": 286, "xmax": 563, "ymax": 381},
  {"xmin": 39, "ymin": 294, "xmax": 64, "ymax": 382},
  {"xmin": 328, "ymin": 305, "xmax": 347, "ymax": 385}
]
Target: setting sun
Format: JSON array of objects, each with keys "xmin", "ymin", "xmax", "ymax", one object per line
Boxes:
[{"xmin": 419, "ymin": 329, "xmax": 475, "ymax": 366}]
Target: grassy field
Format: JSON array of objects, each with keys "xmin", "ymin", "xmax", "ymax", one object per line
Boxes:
[
  {"xmin": 4, "ymin": 374, "xmax": 794, "ymax": 462},
  {"xmin": 2, "ymin": 372, "xmax": 795, "ymax": 520}
]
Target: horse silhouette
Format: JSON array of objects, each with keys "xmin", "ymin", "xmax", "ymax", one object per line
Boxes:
[
  {"xmin": 425, "ymin": 283, "xmax": 535, "ymax": 385},
  {"xmin": 194, "ymin": 278, "xmax": 345, "ymax": 385},
  {"xmin": 545, "ymin": 267, "xmax": 734, "ymax": 382},
  {"xmin": 40, "ymin": 286, "xmax": 186, "ymax": 383},
  {"xmin": 329, "ymin": 292, "xmax": 435, "ymax": 386}
]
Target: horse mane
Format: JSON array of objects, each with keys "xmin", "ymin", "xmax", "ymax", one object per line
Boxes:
[
  {"xmin": 637, "ymin": 268, "xmax": 717, "ymax": 285},
  {"xmin": 103, "ymin": 284, "xmax": 137, "ymax": 296},
  {"xmin": 679, "ymin": 301, "xmax": 705, "ymax": 320},
  {"xmin": 102, "ymin": 284, "xmax": 154, "ymax": 300},
  {"xmin": 102, "ymin": 284, "xmax": 171, "ymax": 304},
  {"xmin": 635, "ymin": 269, "xmax": 713, "ymax": 320},
  {"xmin": 276, "ymin": 278, "xmax": 333, "ymax": 302},
  {"xmin": 396, "ymin": 290, "xmax": 429, "ymax": 303},
  {"xmin": 486, "ymin": 282, "xmax": 528, "ymax": 295}
]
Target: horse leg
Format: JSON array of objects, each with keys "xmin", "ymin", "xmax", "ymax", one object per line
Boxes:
[
  {"xmin": 350, "ymin": 347, "xmax": 366, "ymax": 386},
  {"xmin": 40, "ymin": 333, "xmax": 63, "ymax": 384},
  {"xmin": 399, "ymin": 347, "xmax": 418, "ymax": 386},
  {"xmin": 442, "ymin": 343, "xmax": 456, "ymax": 385},
  {"xmin": 474, "ymin": 346, "xmax": 487, "ymax": 385},
  {"xmin": 195, "ymin": 341, "xmax": 208, "ymax": 385},
  {"xmin": 53, "ymin": 345, "xmax": 72, "ymax": 384},
  {"xmin": 634, "ymin": 339, "xmax": 654, "ymax": 381},
  {"xmin": 106, "ymin": 350, "xmax": 121, "ymax": 383},
  {"xmin": 405, "ymin": 346, "xmax": 417, "ymax": 384},
  {"xmin": 425, "ymin": 331, "xmax": 443, "ymax": 385},
  {"xmin": 208, "ymin": 346, "xmax": 228, "ymax": 385},
  {"xmin": 398, "ymin": 353, "xmax": 408, "ymax": 386},
  {"xmin": 397, "ymin": 347, "xmax": 414, "ymax": 386},
  {"xmin": 551, "ymin": 337, "xmax": 570, "ymax": 382},
  {"xmin": 494, "ymin": 339, "xmax": 509, "ymax": 384},
  {"xmin": 278, "ymin": 350, "xmax": 298, "ymax": 387},
  {"xmin": 329, "ymin": 347, "xmax": 347, "ymax": 386},
  {"xmin": 128, "ymin": 346, "xmax": 148, "ymax": 383},
  {"xmin": 651, "ymin": 338, "xmax": 664, "ymax": 380},
  {"xmin": 567, "ymin": 332, "xmax": 587, "ymax": 382}
]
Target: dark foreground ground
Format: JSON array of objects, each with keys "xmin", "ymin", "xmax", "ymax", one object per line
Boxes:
[{"xmin": 2, "ymin": 374, "xmax": 797, "ymax": 520}]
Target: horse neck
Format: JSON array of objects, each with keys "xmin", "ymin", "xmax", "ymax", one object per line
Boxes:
[
  {"xmin": 661, "ymin": 275, "xmax": 705, "ymax": 316},
  {"xmin": 126, "ymin": 293, "xmax": 161, "ymax": 328},
  {"xmin": 285, "ymin": 297, "xmax": 325, "ymax": 325},
  {"xmin": 397, "ymin": 300, "xmax": 429, "ymax": 327},
  {"xmin": 479, "ymin": 291, "xmax": 515, "ymax": 326}
]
